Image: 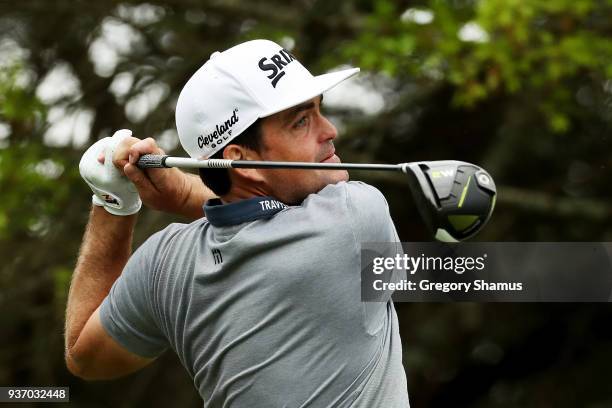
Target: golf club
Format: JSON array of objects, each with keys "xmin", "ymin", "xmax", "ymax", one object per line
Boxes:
[{"xmin": 137, "ymin": 155, "xmax": 497, "ymax": 242}]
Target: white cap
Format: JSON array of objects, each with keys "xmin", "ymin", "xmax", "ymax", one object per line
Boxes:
[{"xmin": 175, "ymin": 39, "xmax": 360, "ymax": 159}]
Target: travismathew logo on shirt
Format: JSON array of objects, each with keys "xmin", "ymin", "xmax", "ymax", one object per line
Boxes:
[
  {"xmin": 258, "ymin": 199, "xmax": 287, "ymax": 211},
  {"xmin": 198, "ymin": 108, "xmax": 239, "ymax": 149},
  {"xmin": 204, "ymin": 196, "xmax": 289, "ymax": 227},
  {"xmin": 258, "ymin": 48, "xmax": 296, "ymax": 88}
]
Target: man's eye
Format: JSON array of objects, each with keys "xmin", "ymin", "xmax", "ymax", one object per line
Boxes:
[{"xmin": 294, "ymin": 116, "xmax": 309, "ymax": 128}]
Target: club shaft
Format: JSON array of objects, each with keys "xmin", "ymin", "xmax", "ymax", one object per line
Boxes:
[
  {"xmin": 138, "ymin": 154, "xmax": 405, "ymax": 172},
  {"xmin": 233, "ymin": 161, "xmax": 402, "ymax": 171}
]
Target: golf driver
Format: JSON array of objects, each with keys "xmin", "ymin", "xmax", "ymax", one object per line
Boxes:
[{"xmin": 137, "ymin": 155, "xmax": 496, "ymax": 242}]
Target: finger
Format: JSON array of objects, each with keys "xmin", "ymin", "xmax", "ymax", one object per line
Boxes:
[
  {"xmin": 113, "ymin": 136, "xmax": 141, "ymax": 170},
  {"xmin": 124, "ymin": 163, "xmax": 156, "ymax": 194},
  {"xmin": 128, "ymin": 138, "xmax": 166, "ymax": 165}
]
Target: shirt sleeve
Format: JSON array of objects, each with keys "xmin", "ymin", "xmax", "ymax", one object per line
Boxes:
[
  {"xmin": 99, "ymin": 224, "xmax": 184, "ymax": 358},
  {"xmin": 345, "ymin": 181, "xmax": 407, "ymax": 300},
  {"xmin": 345, "ymin": 181, "xmax": 401, "ymax": 244}
]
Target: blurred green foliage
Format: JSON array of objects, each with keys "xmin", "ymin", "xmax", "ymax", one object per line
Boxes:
[
  {"xmin": 345, "ymin": 0, "xmax": 612, "ymax": 131},
  {"xmin": 0, "ymin": 63, "xmax": 45, "ymax": 122},
  {"xmin": 0, "ymin": 1, "xmax": 611, "ymax": 407}
]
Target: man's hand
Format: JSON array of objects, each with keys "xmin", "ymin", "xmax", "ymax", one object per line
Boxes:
[
  {"xmin": 103, "ymin": 132, "xmax": 212, "ymax": 219},
  {"xmin": 80, "ymin": 130, "xmax": 142, "ymax": 216}
]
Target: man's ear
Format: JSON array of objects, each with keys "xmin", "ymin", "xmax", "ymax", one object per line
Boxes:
[{"xmin": 223, "ymin": 144, "xmax": 266, "ymax": 183}]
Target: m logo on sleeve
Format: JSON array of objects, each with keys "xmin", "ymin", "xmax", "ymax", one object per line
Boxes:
[
  {"xmin": 212, "ymin": 249, "xmax": 223, "ymax": 265},
  {"xmin": 258, "ymin": 48, "xmax": 296, "ymax": 88}
]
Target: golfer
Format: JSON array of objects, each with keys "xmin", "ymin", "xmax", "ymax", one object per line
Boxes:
[{"xmin": 66, "ymin": 39, "xmax": 409, "ymax": 407}]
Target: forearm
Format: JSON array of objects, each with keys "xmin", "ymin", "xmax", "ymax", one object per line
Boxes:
[
  {"xmin": 65, "ymin": 206, "xmax": 137, "ymax": 351},
  {"xmin": 176, "ymin": 171, "xmax": 214, "ymax": 219}
]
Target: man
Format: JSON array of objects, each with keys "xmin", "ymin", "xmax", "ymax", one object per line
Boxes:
[{"xmin": 66, "ymin": 39, "xmax": 409, "ymax": 407}]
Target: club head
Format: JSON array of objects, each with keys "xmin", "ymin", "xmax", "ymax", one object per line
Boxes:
[{"xmin": 401, "ymin": 161, "xmax": 497, "ymax": 242}]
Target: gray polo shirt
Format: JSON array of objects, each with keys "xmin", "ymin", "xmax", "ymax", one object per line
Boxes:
[{"xmin": 100, "ymin": 181, "xmax": 409, "ymax": 407}]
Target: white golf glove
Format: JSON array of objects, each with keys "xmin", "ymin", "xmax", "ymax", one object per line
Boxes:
[{"xmin": 79, "ymin": 129, "xmax": 142, "ymax": 216}]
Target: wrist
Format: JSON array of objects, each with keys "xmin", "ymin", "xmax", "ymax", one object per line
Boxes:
[
  {"xmin": 91, "ymin": 204, "xmax": 139, "ymax": 223},
  {"xmin": 91, "ymin": 193, "xmax": 141, "ymax": 216},
  {"xmin": 79, "ymin": 206, "xmax": 138, "ymax": 270},
  {"xmin": 186, "ymin": 173, "xmax": 209, "ymax": 218},
  {"xmin": 175, "ymin": 172, "xmax": 207, "ymax": 219}
]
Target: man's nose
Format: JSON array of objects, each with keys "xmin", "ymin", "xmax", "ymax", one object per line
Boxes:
[{"xmin": 318, "ymin": 114, "xmax": 338, "ymax": 142}]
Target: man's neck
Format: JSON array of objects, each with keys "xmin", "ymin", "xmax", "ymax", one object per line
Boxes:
[{"xmin": 220, "ymin": 185, "xmax": 269, "ymax": 204}]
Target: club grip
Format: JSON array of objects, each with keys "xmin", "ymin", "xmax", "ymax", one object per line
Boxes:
[{"xmin": 137, "ymin": 154, "xmax": 169, "ymax": 168}]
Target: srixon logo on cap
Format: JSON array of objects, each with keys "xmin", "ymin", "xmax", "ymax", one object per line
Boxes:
[
  {"xmin": 198, "ymin": 108, "xmax": 239, "ymax": 149},
  {"xmin": 258, "ymin": 48, "xmax": 296, "ymax": 88}
]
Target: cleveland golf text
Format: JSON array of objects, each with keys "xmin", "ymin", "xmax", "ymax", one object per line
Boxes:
[{"xmin": 198, "ymin": 108, "xmax": 239, "ymax": 149}]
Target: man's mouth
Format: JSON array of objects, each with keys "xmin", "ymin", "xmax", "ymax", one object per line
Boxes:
[{"xmin": 321, "ymin": 150, "xmax": 340, "ymax": 163}]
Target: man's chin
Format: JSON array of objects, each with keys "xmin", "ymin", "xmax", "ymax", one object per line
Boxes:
[
  {"xmin": 332, "ymin": 170, "xmax": 350, "ymax": 183},
  {"xmin": 341, "ymin": 170, "xmax": 350, "ymax": 182},
  {"xmin": 282, "ymin": 174, "xmax": 344, "ymax": 204},
  {"xmin": 319, "ymin": 170, "xmax": 349, "ymax": 189}
]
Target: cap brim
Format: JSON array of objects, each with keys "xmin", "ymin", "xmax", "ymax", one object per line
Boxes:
[{"xmin": 259, "ymin": 67, "xmax": 360, "ymax": 117}]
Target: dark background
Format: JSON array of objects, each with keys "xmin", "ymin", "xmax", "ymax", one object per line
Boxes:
[{"xmin": 1, "ymin": 0, "xmax": 611, "ymax": 406}]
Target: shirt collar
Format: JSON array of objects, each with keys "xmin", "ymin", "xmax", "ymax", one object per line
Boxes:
[{"xmin": 203, "ymin": 196, "xmax": 288, "ymax": 227}]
